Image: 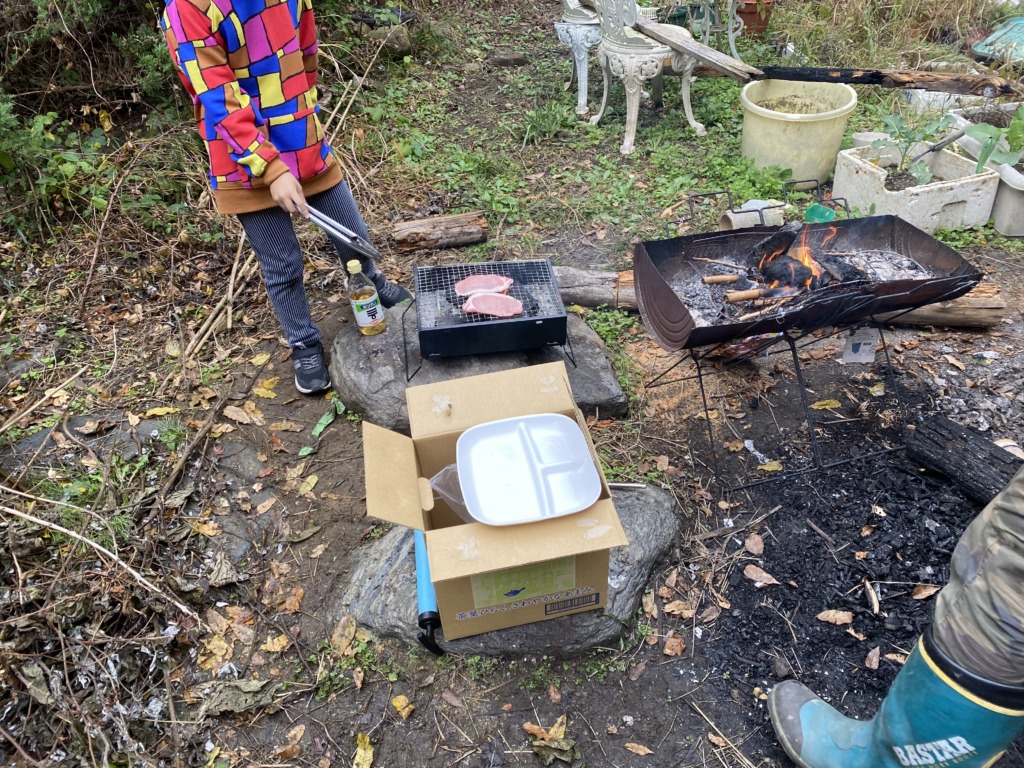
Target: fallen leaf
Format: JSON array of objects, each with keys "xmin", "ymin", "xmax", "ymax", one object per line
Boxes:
[
  {"xmin": 279, "ymin": 586, "xmax": 305, "ymax": 613},
  {"xmin": 871, "ymin": 504, "xmax": 887, "ymax": 517},
  {"xmin": 708, "ymin": 733, "xmax": 728, "ymax": 747},
  {"xmin": 663, "ymin": 634, "xmax": 686, "ymax": 656},
  {"xmin": 442, "ymin": 689, "xmax": 464, "ymax": 708},
  {"xmin": 758, "ymin": 460, "xmax": 784, "ymax": 472},
  {"xmin": 391, "ymin": 694, "xmax": 414, "ymax": 719},
  {"xmin": 253, "ymin": 385, "xmax": 277, "ymax": 399},
  {"xmin": 663, "ymin": 599, "xmax": 696, "ymax": 618},
  {"xmin": 287, "ymin": 724, "xmax": 305, "ymax": 744},
  {"xmin": 210, "ymin": 423, "xmax": 236, "ymax": 438},
  {"xmin": 629, "ymin": 660, "xmax": 648, "ymax": 681},
  {"xmin": 724, "ymin": 440, "xmax": 745, "ymax": 453},
  {"xmin": 547, "ymin": 715, "xmax": 567, "ymax": 741},
  {"xmin": 312, "ymin": 407, "xmax": 337, "ymax": 437},
  {"xmin": 744, "ymin": 532, "xmax": 764, "ymax": 555},
  {"xmin": 869, "ymin": 382, "xmax": 886, "ymax": 396},
  {"xmin": 698, "ymin": 604, "xmax": 721, "ymax": 623},
  {"xmin": 810, "ymin": 399, "xmax": 841, "ymax": 410},
  {"xmin": 270, "ymin": 419, "xmax": 303, "ymax": 432},
  {"xmin": 251, "ymin": 352, "xmax": 271, "ymax": 366},
  {"xmin": 855, "ymin": 551, "xmax": 868, "ymax": 560},
  {"xmin": 865, "ymin": 646, "xmax": 880, "ymax": 670},
  {"xmin": 625, "ymin": 742, "xmax": 654, "ymax": 756},
  {"xmin": 523, "ymin": 722, "xmax": 549, "ymax": 740},
  {"xmin": 912, "ymin": 584, "xmax": 941, "ymax": 600},
  {"xmin": 861, "ymin": 524, "xmax": 876, "ymax": 537},
  {"xmin": 885, "ymin": 653, "xmax": 908, "ymax": 664},
  {"xmin": 816, "ymin": 609, "xmax": 854, "ymax": 625},
  {"xmin": 126, "ymin": 411, "xmax": 141, "ymax": 426},
  {"xmin": 943, "ymin": 354, "xmax": 966, "ymax": 371},
  {"xmin": 197, "ymin": 634, "xmax": 233, "ymax": 671},
  {"xmin": 298, "ymin": 474, "xmax": 319, "ymax": 496},
  {"xmin": 501, "ymin": 703, "xmax": 513, "ymax": 712},
  {"xmin": 145, "ymin": 406, "xmax": 179, "ymax": 417},
  {"xmin": 192, "ymin": 520, "xmax": 222, "ymax": 537},
  {"xmin": 331, "ymin": 615, "xmax": 357, "ymax": 656},
  {"xmin": 846, "ymin": 628, "xmax": 867, "ymax": 641},
  {"xmin": 548, "ymin": 685, "xmax": 562, "ymax": 705},
  {"xmin": 260, "ymin": 633, "xmax": 291, "ymax": 653},
  {"xmin": 353, "ymin": 732, "xmax": 373, "ymax": 768},
  {"xmin": 353, "ymin": 668, "xmax": 365, "ymax": 690},
  {"xmin": 642, "ymin": 590, "xmax": 658, "ymax": 620},
  {"xmin": 309, "ymin": 543, "xmax": 329, "ymax": 558},
  {"xmin": 743, "ymin": 564, "xmax": 779, "ymax": 587},
  {"xmin": 223, "ymin": 404, "xmax": 257, "ymax": 424}
]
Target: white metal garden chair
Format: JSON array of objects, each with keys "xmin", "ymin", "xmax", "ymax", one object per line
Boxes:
[{"xmin": 587, "ymin": 0, "xmax": 705, "ymax": 155}]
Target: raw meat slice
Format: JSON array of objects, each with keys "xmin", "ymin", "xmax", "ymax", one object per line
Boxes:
[
  {"xmin": 462, "ymin": 292, "xmax": 523, "ymax": 317},
  {"xmin": 454, "ymin": 274, "xmax": 514, "ymax": 296}
]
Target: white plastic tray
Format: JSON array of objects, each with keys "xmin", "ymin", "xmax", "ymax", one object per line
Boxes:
[{"xmin": 455, "ymin": 413, "xmax": 602, "ymax": 526}]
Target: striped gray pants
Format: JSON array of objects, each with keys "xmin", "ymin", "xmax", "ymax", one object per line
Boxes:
[{"xmin": 237, "ymin": 180, "xmax": 381, "ymax": 349}]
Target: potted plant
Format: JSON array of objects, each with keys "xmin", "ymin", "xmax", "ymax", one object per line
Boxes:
[
  {"xmin": 831, "ymin": 113, "xmax": 1000, "ymax": 234},
  {"xmin": 947, "ymin": 103, "xmax": 1024, "ymax": 237},
  {"xmin": 736, "ymin": 0, "xmax": 776, "ymax": 36}
]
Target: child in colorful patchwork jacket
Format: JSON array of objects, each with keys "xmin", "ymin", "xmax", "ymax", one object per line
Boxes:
[{"xmin": 162, "ymin": 0, "xmax": 411, "ymax": 395}]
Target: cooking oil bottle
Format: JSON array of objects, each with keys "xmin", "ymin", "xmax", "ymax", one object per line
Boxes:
[{"xmin": 346, "ymin": 259, "xmax": 386, "ymax": 336}]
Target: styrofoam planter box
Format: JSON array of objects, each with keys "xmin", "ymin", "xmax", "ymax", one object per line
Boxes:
[
  {"xmin": 831, "ymin": 145, "xmax": 999, "ymax": 234},
  {"xmin": 948, "ymin": 103, "xmax": 1024, "ymax": 237}
]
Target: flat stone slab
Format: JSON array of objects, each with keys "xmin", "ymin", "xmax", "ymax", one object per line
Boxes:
[
  {"xmin": 329, "ymin": 307, "xmax": 627, "ymax": 434},
  {"xmin": 327, "ymin": 486, "xmax": 681, "ymax": 656}
]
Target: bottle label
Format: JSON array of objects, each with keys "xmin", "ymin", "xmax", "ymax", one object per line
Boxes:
[{"xmin": 353, "ymin": 294, "xmax": 385, "ymax": 327}]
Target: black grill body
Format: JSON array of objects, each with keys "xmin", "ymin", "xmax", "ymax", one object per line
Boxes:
[{"xmin": 413, "ymin": 260, "xmax": 567, "ymax": 358}]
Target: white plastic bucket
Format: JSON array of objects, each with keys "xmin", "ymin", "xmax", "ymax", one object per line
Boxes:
[{"xmin": 740, "ymin": 80, "xmax": 858, "ymax": 186}]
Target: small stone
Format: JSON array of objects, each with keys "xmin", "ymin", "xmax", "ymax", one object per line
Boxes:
[{"xmin": 772, "ymin": 655, "xmax": 794, "ymax": 679}]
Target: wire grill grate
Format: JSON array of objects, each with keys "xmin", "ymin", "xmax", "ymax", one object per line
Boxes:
[{"xmin": 414, "ymin": 260, "xmax": 566, "ymax": 330}]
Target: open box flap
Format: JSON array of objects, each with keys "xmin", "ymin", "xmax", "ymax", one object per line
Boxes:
[
  {"xmin": 362, "ymin": 422, "xmax": 428, "ymax": 530},
  {"xmin": 406, "ymin": 362, "xmax": 575, "ymax": 440},
  {"xmin": 425, "ymin": 498, "xmax": 627, "ymax": 583}
]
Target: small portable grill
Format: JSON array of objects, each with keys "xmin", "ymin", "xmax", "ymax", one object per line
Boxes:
[{"xmin": 412, "ymin": 259, "xmax": 568, "ymax": 359}]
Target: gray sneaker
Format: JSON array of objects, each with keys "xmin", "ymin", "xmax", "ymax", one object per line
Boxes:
[
  {"xmin": 293, "ymin": 343, "xmax": 332, "ymax": 395},
  {"xmin": 372, "ymin": 274, "xmax": 413, "ymax": 308}
]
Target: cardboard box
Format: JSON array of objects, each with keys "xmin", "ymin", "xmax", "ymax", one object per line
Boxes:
[{"xmin": 363, "ymin": 362, "xmax": 628, "ymax": 640}]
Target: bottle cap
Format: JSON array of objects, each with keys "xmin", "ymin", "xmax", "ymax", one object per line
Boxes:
[{"xmin": 346, "ymin": 259, "xmax": 361, "ymax": 274}]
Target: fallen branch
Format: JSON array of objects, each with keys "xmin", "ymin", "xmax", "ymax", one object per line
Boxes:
[{"xmin": 0, "ymin": 503, "xmax": 200, "ymax": 621}]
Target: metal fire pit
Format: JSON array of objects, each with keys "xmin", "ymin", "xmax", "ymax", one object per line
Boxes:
[
  {"xmin": 412, "ymin": 260, "xmax": 567, "ymax": 358},
  {"xmin": 635, "ymin": 215, "xmax": 983, "ymax": 351}
]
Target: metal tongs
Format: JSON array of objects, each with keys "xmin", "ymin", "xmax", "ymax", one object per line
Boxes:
[{"xmin": 305, "ymin": 204, "xmax": 380, "ymax": 261}]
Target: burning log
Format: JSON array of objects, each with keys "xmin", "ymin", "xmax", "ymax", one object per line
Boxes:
[
  {"xmin": 813, "ymin": 250, "xmax": 869, "ymax": 283},
  {"xmin": 750, "ymin": 221, "xmax": 803, "ymax": 266},
  {"xmin": 725, "ymin": 288, "xmax": 772, "ymax": 304},
  {"xmin": 702, "ymin": 274, "xmax": 741, "ymax": 285},
  {"xmin": 906, "ymin": 414, "xmax": 1023, "ymax": 504}
]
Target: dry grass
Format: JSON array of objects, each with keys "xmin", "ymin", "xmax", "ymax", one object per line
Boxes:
[{"xmin": 776, "ymin": 0, "xmax": 1007, "ymax": 69}]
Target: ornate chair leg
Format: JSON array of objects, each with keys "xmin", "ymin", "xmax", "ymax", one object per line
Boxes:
[
  {"xmin": 590, "ymin": 48, "xmax": 612, "ymax": 126},
  {"xmin": 673, "ymin": 53, "xmax": 706, "ymax": 136},
  {"xmin": 604, "ymin": 51, "xmax": 664, "ymax": 155},
  {"xmin": 725, "ymin": 0, "xmax": 743, "ymax": 60},
  {"xmin": 556, "ymin": 22, "xmax": 603, "ymax": 115}
]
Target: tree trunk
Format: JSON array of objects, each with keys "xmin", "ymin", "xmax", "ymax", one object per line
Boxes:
[
  {"xmin": 552, "ymin": 266, "xmax": 637, "ymax": 310},
  {"xmin": 391, "ymin": 212, "xmax": 489, "ymax": 251},
  {"xmin": 906, "ymin": 414, "xmax": 1023, "ymax": 504}
]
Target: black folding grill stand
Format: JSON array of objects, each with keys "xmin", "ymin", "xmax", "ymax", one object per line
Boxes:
[{"xmin": 647, "ymin": 184, "xmax": 974, "ymax": 491}]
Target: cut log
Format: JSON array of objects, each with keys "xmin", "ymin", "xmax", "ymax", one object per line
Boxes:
[
  {"xmin": 906, "ymin": 414, "xmax": 1023, "ymax": 504},
  {"xmin": 874, "ymin": 282, "xmax": 1007, "ymax": 329},
  {"xmin": 391, "ymin": 211, "xmax": 488, "ymax": 251},
  {"xmin": 552, "ymin": 266, "xmax": 637, "ymax": 310},
  {"xmin": 758, "ymin": 67, "xmax": 1015, "ymax": 97},
  {"xmin": 687, "ymin": 65, "xmax": 1015, "ymax": 97},
  {"xmin": 633, "ymin": 18, "xmax": 762, "ymax": 81}
]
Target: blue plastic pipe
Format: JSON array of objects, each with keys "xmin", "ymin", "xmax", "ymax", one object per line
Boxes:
[{"xmin": 414, "ymin": 530, "xmax": 444, "ymax": 655}]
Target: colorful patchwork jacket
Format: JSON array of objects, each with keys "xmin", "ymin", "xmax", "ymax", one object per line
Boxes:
[{"xmin": 162, "ymin": 0, "xmax": 342, "ymax": 213}]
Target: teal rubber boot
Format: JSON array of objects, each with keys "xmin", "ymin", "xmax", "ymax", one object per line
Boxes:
[{"xmin": 769, "ymin": 631, "xmax": 1024, "ymax": 768}]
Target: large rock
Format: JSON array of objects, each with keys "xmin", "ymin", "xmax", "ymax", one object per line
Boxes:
[
  {"xmin": 327, "ymin": 486, "xmax": 680, "ymax": 656},
  {"xmin": 328, "ymin": 307, "xmax": 628, "ymax": 433}
]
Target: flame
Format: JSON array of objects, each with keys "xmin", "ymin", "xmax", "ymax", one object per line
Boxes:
[{"xmin": 759, "ymin": 225, "xmax": 825, "ymax": 290}]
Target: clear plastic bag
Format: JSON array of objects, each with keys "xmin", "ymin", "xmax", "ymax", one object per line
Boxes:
[{"xmin": 429, "ymin": 464, "xmax": 473, "ymax": 523}]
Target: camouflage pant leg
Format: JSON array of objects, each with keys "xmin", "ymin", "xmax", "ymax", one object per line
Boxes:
[{"xmin": 932, "ymin": 464, "xmax": 1024, "ymax": 685}]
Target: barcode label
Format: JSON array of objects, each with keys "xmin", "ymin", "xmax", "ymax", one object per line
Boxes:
[{"xmin": 544, "ymin": 593, "xmax": 600, "ymax": 615}]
